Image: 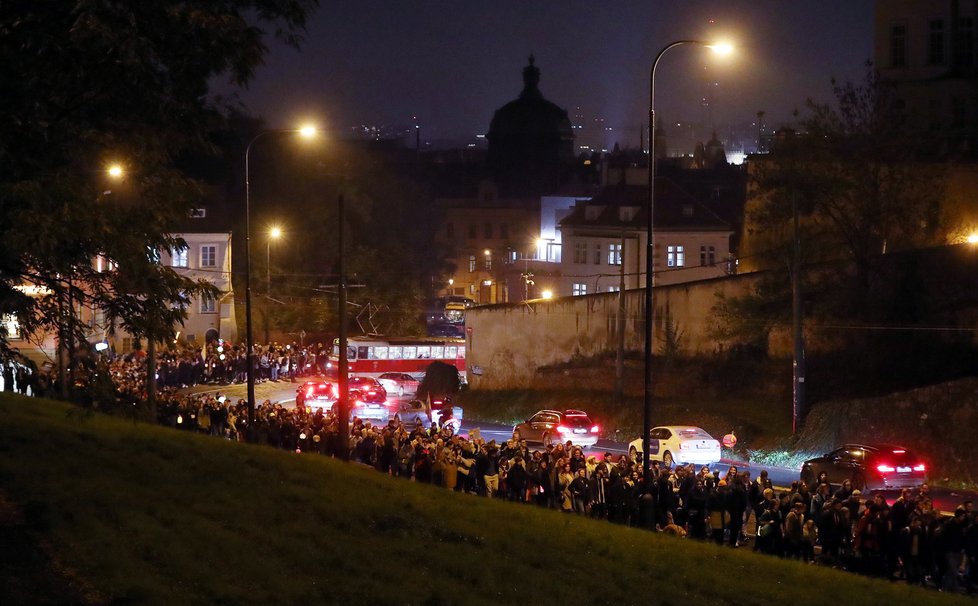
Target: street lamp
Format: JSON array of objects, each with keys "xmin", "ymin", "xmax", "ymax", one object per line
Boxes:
[
  {"xmin": 264, "ymin": 225, "xmax": 282, "ymax": 343},
  {"xmin": 244, "ymin": 125, "xmax": 316, "ymax": 439},
  {"xmin": 643, "ymin": 40, "xmax": 732, "ymax": 497}
]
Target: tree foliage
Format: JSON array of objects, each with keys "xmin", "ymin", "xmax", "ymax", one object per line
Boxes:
[{"xmin": 0, "ymin": 1, "xmax": 318, "ymax": 354}]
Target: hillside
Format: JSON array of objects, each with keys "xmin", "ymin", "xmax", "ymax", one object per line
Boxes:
[{"xmin": 0, "ymin": 394, "xmax": 969, "ymax": 605}]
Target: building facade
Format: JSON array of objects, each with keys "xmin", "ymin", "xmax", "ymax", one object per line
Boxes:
[{"xmin": 876, "ymin": 0, "xmax": 978, "ymax": 154}]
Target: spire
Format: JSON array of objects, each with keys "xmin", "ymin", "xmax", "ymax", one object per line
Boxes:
[{"xmin": 520, "ymin": 54, "xmax": 542, "ymax": 100}]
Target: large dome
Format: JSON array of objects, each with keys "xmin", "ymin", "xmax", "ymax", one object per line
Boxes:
[{"xmin": 487, "ymin": 56, "xmax": 575, "ymax": 196}]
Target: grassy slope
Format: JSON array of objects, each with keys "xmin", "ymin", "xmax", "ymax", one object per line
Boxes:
[{"xmin": 0, "ymin": 394, "xmax": 967, "ymax": 606}]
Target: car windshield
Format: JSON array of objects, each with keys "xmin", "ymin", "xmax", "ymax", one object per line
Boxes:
[{"xmin": 677, "ymin": 428, "xmax": 712, "ymax": 439}]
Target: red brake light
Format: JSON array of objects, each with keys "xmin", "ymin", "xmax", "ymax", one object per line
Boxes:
[
  {"xmin": 892, "ymin": 449, "xmax": 906, "ymax": 454},
  {"xmin": 557, "ymin": 425, "xmax": 571, "ymax": 434},
  {"xmin": 877, "ymin": 464, "xmax": 895, "ymax": 473},
  {"xmin": 590, "ymin": 425, "xmax": 599, "ymax": 433},
  {"xmin": 913, "ymin": 463, "xmax": 926, "ymax": 472}
]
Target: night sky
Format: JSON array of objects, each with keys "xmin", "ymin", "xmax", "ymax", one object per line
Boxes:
[{"xmin": 225, "ymin": 1, "xmax": 873, "ymax": 149}]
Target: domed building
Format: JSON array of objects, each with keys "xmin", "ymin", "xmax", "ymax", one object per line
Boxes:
[{"xmin": 487, "ymin": 56, "xmax": 575, "ymax": 196}]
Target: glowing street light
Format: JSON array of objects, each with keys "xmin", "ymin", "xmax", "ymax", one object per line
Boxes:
[
  {"xmin": 642, "ymin": 39, "xmax": 734, "ymax": 507},
  {"xmin": 106, "ymin": 164, "xmax": 125, "ymax": 179},
  {"xmin": 541, "ymin": 290, "xmax": 553, "ymax": 300},
  {"xmin": 967, "ymin": 233, "xmax": 978, "ymax": 245}
]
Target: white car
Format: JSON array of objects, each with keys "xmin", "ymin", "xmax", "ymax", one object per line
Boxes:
[{"xmin": 628, "ymin": 426, "xmax": 721, "ymax": 468}]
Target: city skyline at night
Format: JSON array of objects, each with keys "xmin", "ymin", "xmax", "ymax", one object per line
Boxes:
[{"xmin": 220, "ymin": 1, "xmax": 873, "ymax": 152}]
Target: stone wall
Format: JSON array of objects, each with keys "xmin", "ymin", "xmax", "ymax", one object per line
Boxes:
[{"xmin": 464, "ymin": 273, "xmax": 760, "ymax": 389}]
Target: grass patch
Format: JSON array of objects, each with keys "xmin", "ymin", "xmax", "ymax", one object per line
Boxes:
[{"xmin": 0, "ymin": 393, "xmax": 968, "ymax": 605}]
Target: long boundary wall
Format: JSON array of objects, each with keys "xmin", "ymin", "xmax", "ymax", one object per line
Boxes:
[{"xmin": 464, "ymin": 273, "xmax": 760, "ymax": 389}]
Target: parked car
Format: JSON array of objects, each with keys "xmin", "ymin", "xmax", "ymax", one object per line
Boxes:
[
  {"xmin": 799, "ymin": 444, "xmax": 926, "ymax": 491},
  {"xmin": 512, "ymin": 409, "xmax": 600, "ymax": 449},
  {"xmin": 394, "ymin": 399, "xmax": 463, "ymax": 435},
  {"xmin": 348, "ymin": 376, "xmax": 387, "ymax": 404},
  {"xmin": 295, "ymin": 380, "xmax": 337, "ymax": 410},
  {"xmin": 628, "ymin": 426, "xmax": 721, "ymax": 468},
  {"xmin": 377, "ymin": 372, "xmax": 420, "ymax": 397}
]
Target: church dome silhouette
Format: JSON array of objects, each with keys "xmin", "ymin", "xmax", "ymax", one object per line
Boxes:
[{"xmin": 487, "ymin": 55, "xmax": 575, "ymax": 196}]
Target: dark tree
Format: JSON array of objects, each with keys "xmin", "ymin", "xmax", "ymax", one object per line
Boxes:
[{"xmin": 0, "ymin": 1, "xmax": 318, "ymax": 411}]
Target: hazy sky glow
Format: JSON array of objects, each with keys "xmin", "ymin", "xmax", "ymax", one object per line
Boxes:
[{"xmin": 227, "ymin": 1, "xmax": 873, "ymax": 143}]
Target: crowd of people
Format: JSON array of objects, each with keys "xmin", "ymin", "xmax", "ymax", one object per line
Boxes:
[
  {"xmin": 143, "ymin": 383, "xmax": 978, "ymax": 594},
  {"xmin": 9, "ymin": 341, "xmax": 978, "ymax": 595}
]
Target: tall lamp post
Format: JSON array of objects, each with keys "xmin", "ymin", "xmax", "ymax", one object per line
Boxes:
[
  {"xmin": 244, "ymin": 126, "xmax": 316, "ymax": 439},
  {"xmin": 643, "ymin": 41, "xmax": 732, "ymax": 497},
  {"xmin": 264, "ymin": 225, "xmax": 282, "ymax": 343}
]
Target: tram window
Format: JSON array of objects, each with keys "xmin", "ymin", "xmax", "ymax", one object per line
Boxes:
[
  {"xmin": 403, "ymin": 346, "xmax": 417, "ymax": 359},
  {"xmin": 431, "ymin": 346, "xmax": 444, "ymax": 358},
  {"xmin": 357, "ymin": 346, "xmax": 369, "ymax": 359},
  {"xmin": 417, "ymin": 346, "xmax": 431, "ymax": 359},
  {"xmin": 445, "ymin": 346, "xmax": 457, "ymax": 358},
  {"xmin": 389, "ymin": 346, "xmax": 402, "ymax": 359},
  {"xmin": 458, "ymin": 346, "xmax": 466, "ymax": 358}
]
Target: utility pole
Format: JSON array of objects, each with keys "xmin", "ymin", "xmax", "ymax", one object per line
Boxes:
[
  {"xmin": 337, "ymin": 193, "xmax": 350, "ymax": 460},
  {"xmin": 791, "ymin": 189, "xmax": 805, "ymax": 433},
  {"xmin": 614, "ymin": 231, "xmax": 626, "ymax": 404}
]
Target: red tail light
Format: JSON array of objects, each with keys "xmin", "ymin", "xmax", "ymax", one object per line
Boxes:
[
  {"xmin": 913, "ymin": 463, "xmax": 926, "ymax": 472},
  {"xmin": 892, "ymin": 449, "xmax": 906, "ymax": 454},
  {"xmin": 877, "ymin": 464, "xmax": 895, "ymax": 473},
  {"xmin": 557, "ymin": 425, "xmax": 571, "ymax": 434},
  {"xmin": 590, "ymin": 425, "xmax": 599, "ymax": 433}
]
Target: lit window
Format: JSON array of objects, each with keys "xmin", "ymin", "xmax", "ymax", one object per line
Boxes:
[
  {"xmin": 667, "ymin": 245, "xmax": 685, "ymax": 267},
  {"xmin": 608, "ymin": 285, "xmax": 620, "ymax": 293},
  {"xmin": 388, "ymin": 346, "xmax": 402, "ymax": 359},
  {"xmin": 572, "ymin": 283, "xmax": 588, "ymax": 296},
  {"xmin": 468, "ymin": 255, "xmax": 476, "ymax": 272},
  {"xmin": 172, "ymin": 248, "xmax": 189, "ymax": 268},
  {"xmin": 485, "ymin": 256, "xmax": 492, "ymax": 271},
  {"xmin": 608, "ymin": 243, "xmax": 622, "ymax": 265},
  {"xmin": 200, "ymin": 245, "xmax": 217, "ymax": 268}
]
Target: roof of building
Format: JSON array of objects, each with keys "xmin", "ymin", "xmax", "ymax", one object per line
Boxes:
[{"xmin": 559, "ymin": 180, "xmax": 732, "ymax": 232}]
